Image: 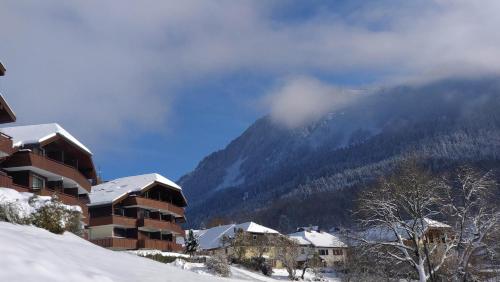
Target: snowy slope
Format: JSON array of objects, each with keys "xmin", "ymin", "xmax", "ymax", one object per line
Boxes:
[{"xmin": 0, "ymin": 222, "xmax": 239, "ymax": 282}]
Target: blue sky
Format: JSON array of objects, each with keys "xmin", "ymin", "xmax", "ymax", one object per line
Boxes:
[{"xmin": 1, "ymin": 0, "xmax": 499, "ymax": 181}]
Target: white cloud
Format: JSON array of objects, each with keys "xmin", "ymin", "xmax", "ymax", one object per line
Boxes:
[
  {"xmin": 1, "ymin": 0, "xmax": 500, "ymax": 145},
  {"xmin": 265, "ymin": 76, "xmax": 360, "ymax": 128}
]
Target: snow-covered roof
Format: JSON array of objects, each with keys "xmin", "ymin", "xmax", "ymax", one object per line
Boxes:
[
  {"xmin": 196, "ymin": 222, "xmax": 280, "ymax": 250},
  {"xmin": 0, "ymin": 123, "xmax": 91, "ymax": 155},
  {"xmin": 288, "ymin": 230, "xmax": 347, "ymax": 248},
  {"xmin": 361, "ymin": 218, "xmax": 451, "ymax": 242},
  {"xmin": 89, "ymin": 173, "xmax": 183, "ymax": 206}
]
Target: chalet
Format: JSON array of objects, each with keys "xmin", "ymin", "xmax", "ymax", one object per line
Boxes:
[
  {"xmin": 87, "ymin": 173, "xmax": 187, "ymax": 252},
  {"xmin": 361, "ymin": 218, "xmax": 452, "ymax": 245},
  {"xmin": 288, "ymin": 228, "xmax": 348, "ymax": 268},
  {"xmin": 196, "ymin": 222, "xmax": 282, "ymax": 265},
  {"xmin": 0, "ymin": 62, "xmax": 95, "ymax": 219},
  {"xmin": 0, "ymin": 62, "xmax": 17, "ymax": 159},
  {"xmin": 0, "ymin": 124, "xmax": 97, "ymax": 221}
]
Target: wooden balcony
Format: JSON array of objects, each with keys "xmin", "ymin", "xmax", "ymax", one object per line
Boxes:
[
  {"xmin": 0, "ymin": 133, "xmax": 14, "ymax": 156},
  {"xmin": 123, "ymin": 196, "xmax": 185, "ymax": 217},
  {"xmin": 138, "ymin": 239, "xmax": 183, "ymax": 252},
  {"xmin": 138, "ymin": 218, "xmax": 184, "ymax": 234},
  {"xmin": 89, "ymin": 215, "xmax": 137, "ymax": 227},
  {"xmin": 3, "ymin": 150, "xmax": 91, "ymax": 192},
  {"xmin": 90, "ymin": 237, "xmax": 138, "ymax": 250}
]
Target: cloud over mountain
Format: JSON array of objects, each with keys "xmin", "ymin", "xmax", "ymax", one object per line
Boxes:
[{"xmin": 1, "ymin": 0, "xmax": 499, "ymax": 149}]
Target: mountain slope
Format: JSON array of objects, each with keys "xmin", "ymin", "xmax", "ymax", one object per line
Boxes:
[{"xmin": 179, "ymin": 77, "xmax": 500, "ymax": 231}]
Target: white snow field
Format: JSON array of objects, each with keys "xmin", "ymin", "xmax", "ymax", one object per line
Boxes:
[{"xmin": 0, "ymin": 222, "xmax": 240, "ymax": 282}]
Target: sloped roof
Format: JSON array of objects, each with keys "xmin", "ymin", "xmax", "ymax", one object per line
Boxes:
[
  {"xmin": 196, "ymin": 222, "xmax": 280, "ymax": 250},
  {"xmin": 362, "ymin": 218, "xmax": 451, "ymax": 242},
  {"xmin": 0, "ymin": 123, "xmax": 91, "ymax": 154},
  {"xmin": 288, "ymin": 230, "xmax": 347, "ymax": 248},
  {"xmin": 0, "ymin": 95, "xmax": 16, "ymax": 123},
  {"xmin": 89, "ymin": 173, "xmax": 183, "ymax": 206}
]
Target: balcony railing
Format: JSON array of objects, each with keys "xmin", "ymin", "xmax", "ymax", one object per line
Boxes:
[
  {"xmin": 89, "ymin": 215, "xmax": 137, "ymax": 227},
  {"xmin": 138, "ymin": 239, "xmax": 183, "ymax": 252},
  {"xmin": 138, "ymin": 218, "xmax": 184, "ymax": 234},
  {"xmin": 91, "ymin": 237, "xmax": 138, "ymax": 250},
  {"xmin": 3, "ymin": 150, "xmax": 91, "ymax": 191},
  {"xmin": 123, "ymin": 196, "xmax": 185, "ymax": 217}
]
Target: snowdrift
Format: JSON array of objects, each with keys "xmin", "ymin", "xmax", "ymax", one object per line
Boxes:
[{"xmin": 0, "ymin": 222, "xmax": 237, "ymax": 282}]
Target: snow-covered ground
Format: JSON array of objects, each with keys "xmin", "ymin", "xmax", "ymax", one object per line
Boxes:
[
  {"xmin": 168, "ymin": 259, "xmax": 341, "ymax": 282},
  {"xmin": 0, "ymin": 222, "xmax": 241, "ymax": 282}
]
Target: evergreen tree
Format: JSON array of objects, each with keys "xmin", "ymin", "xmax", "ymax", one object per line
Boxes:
[{"xmin": 185, "ymin": 229, "xmax": 199, "ymax": 256}]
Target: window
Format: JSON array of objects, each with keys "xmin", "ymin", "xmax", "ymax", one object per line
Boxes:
[
  {"xmin": 114, "ymin": 208, "xmax": 125, "ymax": 216},
  {"xmin": 332, "ymin": 249, "xmax": 343, "ymax": 255},
  {"xmin": 32, "ymin": 175, "xmax": 44, "ymax": 190},
  {"xmin": 319, "ymin": 249, "xmax": 328, "ymax": 256},
  {"xmin": 253, "ymin": 235, "xmax": 257, "ymax": 241},
  {"xmin": 143, "ymin": 209, "xmax": 150, "ymax": 219}
]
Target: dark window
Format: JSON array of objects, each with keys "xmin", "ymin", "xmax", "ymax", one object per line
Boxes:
[{"xmin": 32, "ymin": 175, "xmax": 45, "ymax": 189}]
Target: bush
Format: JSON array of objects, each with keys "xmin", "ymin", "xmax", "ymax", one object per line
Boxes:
[
  {"xmin": 29, "ymin": 195, "xmax": 83, "ymax": 235},
  {"xmin": 206, "ymin": 253, "xmax": 231, "ymax": 277},
  {"xmin": 143, "ymin": 254, "xmax": 179, "ymax": 264},
  {"xmin": 0, "ymin": 200, "xmax": 28, "ymax": 224},
  {"xmin": 237, "ymin": 257, "xmax": 273, "ymax": 276}
]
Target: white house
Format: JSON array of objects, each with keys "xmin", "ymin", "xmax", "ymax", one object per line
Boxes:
[{"xmin": 288, "ymin": 228, "xmax": 348, "ymax": 268}]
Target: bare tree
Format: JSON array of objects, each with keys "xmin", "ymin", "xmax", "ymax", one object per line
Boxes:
[
  {"xmin": 274, "ymin": 235, "xmax": 300, "ymax": 280},
  {"xmin": 356, "ymin": 162, "xmax": 455, "ymax": 282},
  {"xmin": 443, "ymin": 166, "xmax": 499, "ymax": 281}
]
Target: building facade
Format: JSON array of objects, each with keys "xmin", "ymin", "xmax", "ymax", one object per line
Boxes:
[
  {"xmin": 289, "ymin": 228, "xmax": 348, "ymax": 269},
  {"xmin": 0, "ymin": 61, "xmax": 187, "ymax": 252},
  {"xmin": 196, "ymin": 222, "xmax": 283, "ymax": 266},
  {"xmin": 87, "ymin": 174, "xmax": 187, "ymax": 252}
]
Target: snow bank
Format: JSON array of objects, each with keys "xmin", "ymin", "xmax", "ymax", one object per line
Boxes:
[
  {"xmin": 128, "ymin": 249, "xmax": 190, "ymax": 258},
  {"xmin": 0, "ymin": 222, "xmax": 241, "ymax": 282},
  {"xmin": 0, "ymin": 187, "xmax": 81, "ymax": 218}
]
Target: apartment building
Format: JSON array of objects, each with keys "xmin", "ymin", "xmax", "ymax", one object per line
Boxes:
[
  {"xmin": 0, "ymin": 61, "xmax": 188, "ymax": 251},
  {"xmin": 87, "ymin": 173, "xmax": 187, "ymax": 252},
  {"xmin": 0, "ymin": 63, "xmax": 97, "ymax": 212}
]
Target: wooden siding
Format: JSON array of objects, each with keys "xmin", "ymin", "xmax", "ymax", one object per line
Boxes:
[
  {"xmin": 138, "ymin": 218, "xmax": 184, "ymax": 234},
  {"xmin": 123, "ymin": 196, "xmax": 185, "ymax": 217},
  {"xmin": 0, "ymin": 133, "xmax": 14, "ymax": 155},
  {"xmin": 138, "ymin": 239, "xmax": 183, "ymax": 252},
  {"xmin": 3, "ymin": 150, "xmax": 91, "ymax": 191},
  {"xmin": 90, "ymin": 237, "xmax": 138, "ymax": 250},
  {"xmin": 89, "ymin": 215, "xmax": 137, "ymax": 227}
]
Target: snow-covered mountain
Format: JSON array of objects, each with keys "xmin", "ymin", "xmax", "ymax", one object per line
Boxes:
[{"xmin": 179, "ymin": 77, "xmax": 500, "ymax": 231}]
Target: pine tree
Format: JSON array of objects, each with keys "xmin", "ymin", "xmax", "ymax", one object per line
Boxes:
[{"xmin": 185, "ymin": 229, "xmax": 199, "ymax": 256}]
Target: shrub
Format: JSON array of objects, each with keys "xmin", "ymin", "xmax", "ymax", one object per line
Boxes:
[
  {"xmin": 143, "ymin": 254, "xmax": 179, "ymax": 264},
  {"xmin": 0, "ymin": 200, "xmax": 28, "ymax": 224},
  {"xmin": 29, "ymin": 195, "xmax": 83, "ymax": 235},
  {"xmin": 206, "ymin": 253, "xmax": 231, "ymax": 277},
  {"xmin": 236, "ymin": 257, "xmax": 273, "ymax": 276},
  {"xmin": 30, "ymin": 201, "xmax": 65, "ymax": 234}
]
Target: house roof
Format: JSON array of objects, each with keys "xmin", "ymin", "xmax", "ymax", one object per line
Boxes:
[
  {"xmin": 288, "ymin": 230, "xmax": 347, "ymax": 248},
  {"xmin": 0, "ymin": 95, "xmax": 16, "ymax": 123},
  {"xmin": 196, "ymin": 222, "xmax": 280, "ymax": 250},
  {"xmin": 89, "ymin": 173, "xmax": 183, "ymax": 206},
  {"xmin": 0, "ymin": 62, "xmax": 5, "ymax": 76},
  {"xmin": 361, "ymin": 218, "xmax": 451, "ymax": 242},
  {"xmin": 0, "ymin": 123, "xmax": 91, "ymax": 154}
]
